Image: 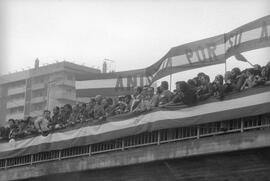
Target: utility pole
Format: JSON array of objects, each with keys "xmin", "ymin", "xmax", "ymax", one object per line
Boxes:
[{"xmin": 103, "ymin": 59, "xmax": 115, "ymax": 73}]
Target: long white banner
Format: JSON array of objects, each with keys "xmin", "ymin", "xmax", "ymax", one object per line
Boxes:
[{"xmin": 76, "ymin": 15, "xmax": 270, "ymax": 97}]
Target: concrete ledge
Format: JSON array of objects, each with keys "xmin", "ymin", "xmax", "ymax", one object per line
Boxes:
[{"xmin": 1, "ymin": 129, "xmax": 270, "ymax": 181}]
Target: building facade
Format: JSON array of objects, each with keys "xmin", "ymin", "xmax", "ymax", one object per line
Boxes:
[{"xmin": 0, "ymin": 61, "xmax": 100, "ymax": 126}]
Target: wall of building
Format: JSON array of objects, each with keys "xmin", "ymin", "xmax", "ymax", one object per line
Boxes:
[
  {"xmin": 1, "ymin": 129, "xmax": 270, "ymax": 181},
  {"xmin": 21, "ymin": 147, "xmax": 270, "ymax": 181}
]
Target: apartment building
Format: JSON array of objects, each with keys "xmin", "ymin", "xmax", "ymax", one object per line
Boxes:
[{"xmin": 0, "ymin": 61, "xmax": 100, "ymax": 126}]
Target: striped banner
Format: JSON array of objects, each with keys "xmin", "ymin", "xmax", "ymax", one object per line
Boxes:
[
  {"xmin": 76, "ymin": 15, "xmax": 270, "ymax": 97},
  {"xmin": 1, "ymin": 86, "xmax": 270, "ymax": 159}
]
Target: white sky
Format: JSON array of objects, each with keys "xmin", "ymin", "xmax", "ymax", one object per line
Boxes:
[{"xmin": 0, "ymin": 0, "xmax": 270, "ymax": 88}]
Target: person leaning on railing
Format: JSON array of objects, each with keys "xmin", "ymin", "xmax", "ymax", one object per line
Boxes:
[
  {"xmin": 261, "ymin": 62, "xmax": 270, "ymax": 86},
  {"xmin": 158, "ymin": 81, "xmax": 173, "ymax": 106},
  {"xmin": 196, "ymin": 73, "xmax": 212, "ymax": 101},
  {"xmin": 34, "ymin": 110, "xmax": 51, "ymax": 136},
  {"xmin": 211, "ymin": 74, "xmax": 224, "ymax": 100},
  {"xmin": 8, "ymin": 119, "xmax": 19, "ymax": 140},
  {"xmin": 165, "ymin": 81, "xmax": 197, "ymax": 107}
]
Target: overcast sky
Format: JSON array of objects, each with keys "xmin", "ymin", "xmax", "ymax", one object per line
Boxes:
[{"xmin": 0, "ymin": 0, "xmax": 269, "ymax": 86}]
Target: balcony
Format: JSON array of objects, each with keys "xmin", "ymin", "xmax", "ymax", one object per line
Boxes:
[
  {"xmin": 31, "ymin": 83, "xmax": 45, "ymax": 90},
  {"xmin": 5, "ymin": 112, "xmax": 24, "ymax": 121},
  {"xmin": 6, "ymin": 99, "xmax": 25, "ymax": 109},
  {"xmin": 52, "ymin": 80, "xmax": 75, "ymax": 87},
  {"xmin": 30, "ymin": 110, "xmax": 43, "ymax": 117},
  {"xmin": 7, "ymin": 86, "xmax": 26, "ymax": 96},
  {"xmin": 31, "ymin": 96, "xmax": 47, "ymax": 104},
  {"xmin": 52, "ymin": 90, "xmax": 76, "ymax": 101}
]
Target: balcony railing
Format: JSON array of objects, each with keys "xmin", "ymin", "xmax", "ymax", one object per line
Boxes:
[
  {"xmin": 0, "ymin": 113, "xmax": 269, "ymax": 170},
  {"xmin": 7, "ymin": 86, "xmax": 26, "ymax": 96}
]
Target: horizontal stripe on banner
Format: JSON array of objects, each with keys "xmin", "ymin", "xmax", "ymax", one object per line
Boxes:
[
  {"xmin": 76, "ymin": 88, "xmax": 134, "ymax": 97},
  {"xmin": 75, "ymin": 69, "xmax": 146, "ymax": 81},
  {"xmin": 76, "ymin": 76, "xmax": 150, "ymax": 90},
  {"xmin": 227, "ymin": 15, "xmax": 270, "ymax": 37},
  {"xmin": 75, "ymin": 26, "xmax": 270, "ymax": 91},
  {"xmin": 225, "ymin": 25, "xmax": 270, "ymax": 52},
  {"xmin": 225, "ymin": 38, "xmax": 270, "ymax": 58},
  {"xmin": 1, "ymin": 88, "xmax": 270, "ymax": 159},
  {"xmin": 152, "ymin": 54, "xmax": 225, "ymax": 82},
  {"xmin": 1, "ymin": 101, "xmax": 269, "ymax": 159}
]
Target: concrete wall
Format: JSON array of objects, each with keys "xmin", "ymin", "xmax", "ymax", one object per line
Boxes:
[
  {"xmin": 22, "ymin": 147, "xmax": 270, "ymax": 181},
  {"xmin": 1, "ymin": 129, "xmax": 270, "ymax": 181}
]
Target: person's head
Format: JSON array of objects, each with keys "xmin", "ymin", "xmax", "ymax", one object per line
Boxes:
[
  {"xmin": 101, "ymin": 98, "xmax": 108, "ymax": 107},
  {"xmin": 64, "ymin": 104, "xmax": 72, "ymax": 113},
  {"xmin": 124, "ymin": 95, "xmax": 132, "ymax": 104},
  {"xmin": 253, "ymin": 64, "xmax": 262, "ymax": 76},
  {"xmin": 43, "ymin": 110, "xmax": 51, "ymax": 119},
  {"xmin": 214, "ymin": 74, "xmax": 224, "ymax": 85},
  {"xmin": 81, "ymin": 103, "xmax": 86, "ymax": 110},
  {"xmin": 156, "ymin": 86, "xmax": 162, "ymax": 95},
  {"xmin": 118, "ymin": 102, "xmax": 126, "ymax": 110},
  {"xmin": 118, "ymin": 96, "xmax": 124, "ymax": 102},
  {"xmin": 107, "ymin": 97, "xmax": 113, "ymax": 105},
  {"xmin": 266, "ymin": 61, "xmax": 270, "ymax": 68},
  {"xmin": 8, "ymin": 119, "xmax": 15, "ymax": 127},
  {"xmin": 197, "ymin": 72, "xmax": 205, "ymax": 79},
  {"xmin": 200, "ymin": 75, "xmax": 210, "ymax": 85},
  {"xmin": 53, "ymin": 106, "xmax": 60, "ymax": 115},
  {"xmin": 231, "ymin": 67, "xmax": 241, "ymax": 78},
  {"xmin": 148, "ymin": 87, "xmax": 154, "ymax": 97},
  {"xmin": 175, "ymin": 81, "xmax": 181, "ymax": 91},
  {"xmin": 246, "ymin": 68, "xmax": 255, "ymax": 77},
  {"xmin": 161, "ymin": 81, "xmax": 169, "ymax": 91},
  {"xmin": 134, "ymin": 86, "xmax": 142, "ymax": 96},
  {"xmin": 176, "ymin": 81, "xmax": 190, "ymax": 92},
  {"xmin": 142, "ymin": 85, "xmax": 149, "ymax": 93},
  {"xmin": 89, "ymin": 98, "xmax": 96, "ymax": 107},
  {"xmin": 60, "ymin": 107, "xmax": 65, "ymax": 116},
  {"xmin": 187, "ymin": 79, "xmax": 196, "ymax": 87},
  {"xmin": 72, "ymin": 105, "xmax": 78, "ymax": 112},
  {"xmin": 253, "ymin": 64, "xmax": 261, "ymax": 70},
  {"xmin": 225, "ymin": 71, "xmax": 232, "ymax": 82},
  {"xmin": 95, "ymin": 95, "xmax": 103, "ymax": 104},
  {"xmin": 25, "ymin": 116, "xmax": 33, "ymax": 124},
  {"xmin": 261, "ymin": 66, "xmax": 267, "ymax": 77},
  {"xmin": 20, "ymin": 119, "xmax": 28, "ymax": 127}
]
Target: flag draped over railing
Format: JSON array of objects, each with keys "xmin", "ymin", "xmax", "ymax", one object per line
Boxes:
[
  {"xmin": 1, "ymin": 86, "xmax": 270, "ymax": 159},
  {"xmin": 76, "ymin": 15, "xmax": 270, "ymax": 97}
]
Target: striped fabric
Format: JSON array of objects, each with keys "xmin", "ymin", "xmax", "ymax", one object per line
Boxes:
[
  {"xmin": 76, "ymin": 15, "xmax": 270, "ymax": 97},
  {"xmin": 0, "ymin": 86, "xmax": 270, "ymax": 159}
]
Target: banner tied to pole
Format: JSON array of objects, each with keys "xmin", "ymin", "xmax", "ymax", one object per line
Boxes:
[{"xmin": 76, "ymin": 15, "xmax": 270, "ymax": 97}]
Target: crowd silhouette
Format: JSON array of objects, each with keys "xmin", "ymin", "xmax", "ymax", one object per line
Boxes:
[{"xmin": 1, "ymin": 61, "xmax": 270, "ymax": 141}]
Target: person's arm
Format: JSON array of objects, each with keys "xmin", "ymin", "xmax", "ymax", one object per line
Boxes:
[{"xmin": 240, "ymin": 79, "xmax": 248, "ymax": 91}]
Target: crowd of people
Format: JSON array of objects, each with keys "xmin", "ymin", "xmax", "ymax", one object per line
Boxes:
[{"xmin": 1, "ymin": 61, "xmax": 270, "ymax": 141}]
